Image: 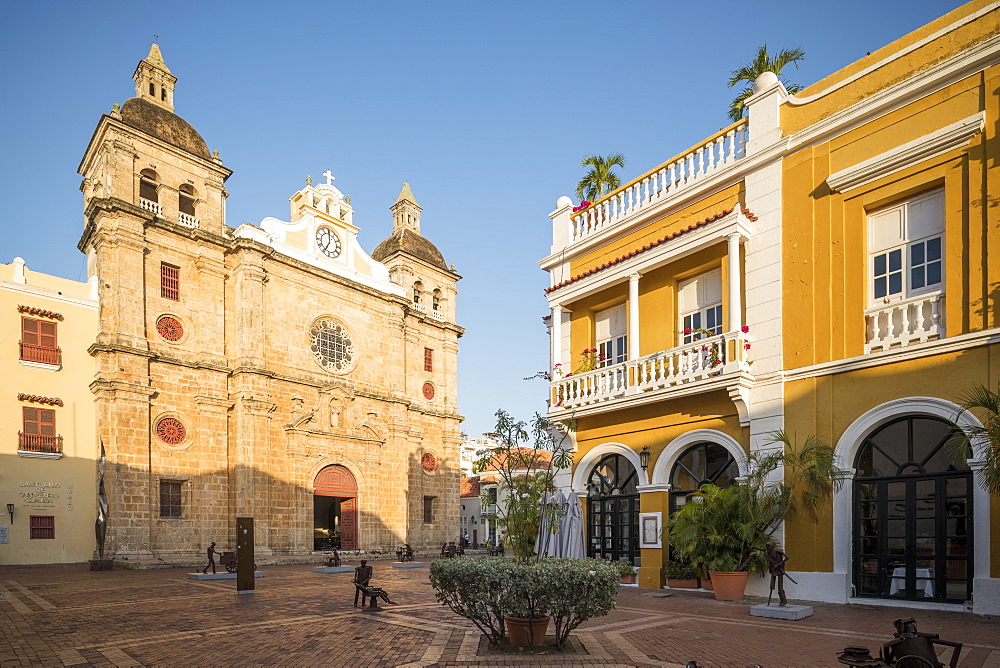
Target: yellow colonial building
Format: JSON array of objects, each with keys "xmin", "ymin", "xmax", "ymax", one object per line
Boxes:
[
  {"xmin": 541, "ymin": 0, "xmax": 1000, "ymax": 614},
  {"xmin": 74, "ymin": 45, "xmax": 463, "ymax": 566},
  {"xmin": 0, "ymin": 258, "xmax": 98, "ymax": 564}
]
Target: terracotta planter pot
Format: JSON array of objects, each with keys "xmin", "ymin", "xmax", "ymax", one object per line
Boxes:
[
  {"xmin": 701, "ymin": 577, "xmax": 713, "ymax": 590},
  {"xmin": 708, "ymin": 571, "xmax": 748, "ymax": 601},
  {"xmin": 620, "ymin": 575, "xmax": 637, "ymax": 584},
  {"xmin": 505, "ymin": 616, "xmax": 549, "ymax": 647},
  {"xmin": 668, "ymin": 578, "xmax": 699, "ymax": 588}
]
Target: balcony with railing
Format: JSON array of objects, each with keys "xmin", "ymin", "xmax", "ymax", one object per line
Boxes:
[
  {"xmin": 18, "ymin": 432, "xmax": 63, "ymax": 454},
  {"xmin": 178, "ymin": 212, "xmax": 200, "ymax": 228},
  {"xmin": 569, "ymin": 121, "xmax": 748, "ymax": 245},
  {"xmin": 19, "ymin": 342, "xmax": 62, "ymax": 366},
  {"xmin": 865, "ymin": 292, "xmax": 944, "ymax": 353},
  {"xmin": 140, "ymin": 198, "xmax": 162, "ymax": 215},
  {"xmin": 550, "ymin": 330, "xmax": 752, "ymax": 412}
]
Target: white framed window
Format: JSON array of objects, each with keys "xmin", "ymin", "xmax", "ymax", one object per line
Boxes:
[
  {"xmin": 678, "ymin": 269, "xmax": 722, "ymax": 344},
  {"xmin": 868, "ymin": 190, "xmax": 943, "ymax": 306},
  {"xmin": 595, "ymin": 304, "xmax": 626, "ymax": 367}
]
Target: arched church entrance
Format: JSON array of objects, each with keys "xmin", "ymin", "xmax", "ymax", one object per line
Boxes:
[
  {"xmin": 853, "ymin": 416, "xmax": 973, "ymax": 603},
  {"xmin": 314, "ymin": 465, "xmax": 358, "ymax": 551},
  {"xmin": 586, "ymin": 453, "xmax": 640, "ymax": 566}
]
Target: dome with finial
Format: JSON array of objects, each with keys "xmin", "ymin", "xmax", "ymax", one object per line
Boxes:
[
  {"xmin": 372, "ymin": 183, "xmax": 448, "ymax": 269},
  {"xmin": 119, "ymin": 44, "xmax": 211, "ymax": 159}
]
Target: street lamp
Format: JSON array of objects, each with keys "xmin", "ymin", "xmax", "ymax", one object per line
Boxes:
[{"xmin": 639, "ymin": 446, "xmax": 651, "ymax": 471}]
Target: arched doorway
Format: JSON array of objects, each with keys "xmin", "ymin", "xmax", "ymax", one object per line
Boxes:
[
  {"xmin": 853, "ymin": 416, "xmax": 972, "ymax": 603},
  {"xmin": 586, "ymin": 453, "xmax": 640, "ymax": 566},
  {"xmin": 668, "ymin": 442, "xmax": 740, "ymax": 515},
  {"xmin": 314, "ymin": 465, "xmax": 358, "ymax": 551}
]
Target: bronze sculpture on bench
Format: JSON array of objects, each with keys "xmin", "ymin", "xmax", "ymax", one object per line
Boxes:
[
  {"xmin": 352, "ymin": 560, "xmax": 397, "ymax": 610},
  {"xmin": 324, "ymin": 548, "xmax": 341, "ymax": 567},
  {"xmin": 396, "ymin": 544, "xmax": 414, "ymax": 562}
]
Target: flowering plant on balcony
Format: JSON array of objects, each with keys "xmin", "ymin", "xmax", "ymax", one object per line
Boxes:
[
  {"xmin": 572, "ymin": 201, "xmax": 592, "ymax": 213},
  {"xmin": 680, "ymin": 325, "xmax": 751, "ymax": 368}
]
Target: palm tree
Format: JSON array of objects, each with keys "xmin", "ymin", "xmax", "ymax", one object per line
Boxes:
[
  {"xmin": 952, "ymin": 380, "xmax": 1000, "ymax": 495},
  {"xmin": 575, "ymin": 153, "xmax": 626, "ymax": 203},
  {"xmin": 727, "ymin": 44, "xmax": 805, "ymax": 123}
]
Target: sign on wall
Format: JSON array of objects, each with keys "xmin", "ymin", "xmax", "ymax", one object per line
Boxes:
[
  {"xmin": 0, "ymin": 526, "xmax": 8, "ymax": 544},
  {"xmin": 639, "ymin": 512, "xmax": 662, "ymax": 549}
]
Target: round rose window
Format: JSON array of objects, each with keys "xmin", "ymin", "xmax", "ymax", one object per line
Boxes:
[
  {"xmin": 422, "ymin": 382, "xmax": 435, "ymax": 400},
  {"xmin": 309, "ymin": 318, "xmax": 354, "ymax": 372},
  {"xmin": 156, "ymin": 316, "xmax": 184, "ymax": 341},
  {"xmin": 156, "ymin": 417, "xmax": 186, "ymax": 445},
  {"xmin": 422, "ymin": 452, "xmax": 437, "ymax": 473}
]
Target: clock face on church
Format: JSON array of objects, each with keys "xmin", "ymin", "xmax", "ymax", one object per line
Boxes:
[{"xmin": 316, "ymin": 227, "xmax": 342, "ymax": 259}]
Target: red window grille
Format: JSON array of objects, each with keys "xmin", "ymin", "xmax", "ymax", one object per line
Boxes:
[
  {"xmin": 423, "ymin": 497, "xmax": 434, "ymax": 524},
  {"xmin": 160, "ymin": 263, "xmax": 180, "ymax": 301},
  {"xmin": 20, "ymin": 317, "xmax": 60, "ymax": 365},
  {"xmin": 424, "ymin": 348, "xmax": 433, "ymax": 372},
  {"xmin": 160, "ymin": 480, "xmax": 182, "ymax": 518},
  {"xmin": 30, "ymin": 515, "xmax": 55, "ymax": 539}
]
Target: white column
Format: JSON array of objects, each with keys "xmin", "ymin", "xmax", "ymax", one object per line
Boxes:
[
  {"xmin": 726, "ymin": 233, "xmax": 742, "ymax": 331},
  {"xmin": 628, "ymin": 273, "xmax": 640, "ymax": 360},
  {"xmin": 551, "ymin": 305, "xmax": 563, "ymax": 370}
]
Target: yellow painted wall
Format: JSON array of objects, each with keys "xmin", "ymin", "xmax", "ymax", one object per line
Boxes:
[
  {"xmin": 783, "ymin": 65, "xmax": 1000, "ymax": 368},
  {"xmin": 782, "ymin": 1, "xmax": 1000, "ymax": 135},
  {"xmin": 784, "ymin": 344, "xmax": 1000, "ymax": 577},
  {"xmin": 0, "ymin": 261, "xmax": 98, "ymax": 565}
]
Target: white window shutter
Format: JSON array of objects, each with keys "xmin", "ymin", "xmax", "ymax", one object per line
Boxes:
[
  {"xmin": 701, "ymin": 269, "xmax": 722, "ymax": 306},
  {"xmin": 870, "ymin": 206, "xmax": 904, "ymax": 253},
  {"xmin": 906, "ymin": 190, "xmax": 944, "ymax": 240}
]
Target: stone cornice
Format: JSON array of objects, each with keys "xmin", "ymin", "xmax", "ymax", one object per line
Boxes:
[
  {"xmin": 79, "ymin": 197, "xmax": 154, "ymax": 251},
  {"xmin": 88, "ymin": 342, "xmax": 155, "ymax": 359},
  {"xmin": 89, "ymin": 379, "xmax": 157, "ymax": 397},
  {"xmin": 826, "ymin": 112, "xmax": 985, "ymax": 193}
]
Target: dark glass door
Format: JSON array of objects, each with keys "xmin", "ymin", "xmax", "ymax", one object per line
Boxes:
[
  {"xmin": 586, "ymin": 453, "xmax": 640, "ymax": 566},
  {"xmin": 855, "ymin": 474, "xmax": 972, "ymax": 603}
]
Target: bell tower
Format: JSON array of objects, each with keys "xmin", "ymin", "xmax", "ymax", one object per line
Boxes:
[
  {"xmin": 133, "ymin": 44, "xmax": 176, "ymax": 112},
  {"xmin": 391, "ymin": 182, "xmax": 422, "ymax": 234}
]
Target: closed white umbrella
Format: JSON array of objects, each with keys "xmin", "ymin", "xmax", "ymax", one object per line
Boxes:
[
  {"xmin": 560, "ymin": 493, "xmax": 587, "ymax": 559},
  {"xmin": 534, "ymin": 491, "xmax": 560, "ymax": 556}
]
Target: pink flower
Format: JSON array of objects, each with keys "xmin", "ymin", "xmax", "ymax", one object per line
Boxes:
[
  {"xmin": 684, "ymin": 328, "xmax": 692, "ymax": 335},
  {"xmin": 741, "ymin": 325, "xmax": 750, "ymax": 333},
  {"xmin": 745, "ymin": 343, "xmax": 751, "ymax": 350}
]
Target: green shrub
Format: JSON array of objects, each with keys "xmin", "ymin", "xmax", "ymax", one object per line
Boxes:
[
  {"xmin": 664, "ymin": 559, "xmax": 698, "ymax": 580},
  {"xmin": 611, "ymin": 560, "xmax": 636, "ymax": 578},
  {"xmin": 430, "ymin": 557, "xmax": 619, "ymax": 649}
]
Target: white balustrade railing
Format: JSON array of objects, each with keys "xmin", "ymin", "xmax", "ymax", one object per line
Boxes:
[
  {"xmin": 865, "ymin": 293, "xmax": 944, "ymax": 353},
  {"xmin": 551, "ymin": 330, "xmax": 751, "ymax": 410},
  {"xmin": 430, "ymin": 309, "xmax": 445, "ymax": 321},
  {"xmin": 552, "ymin": 363, "xmax": 629, "ymax": 409},
  {"xmin": 140, "ymin": 198, "xmax": 162, "ymax": 215},
  {"xmin": 178, "ymin": 212, "xmax": 200, "ymax": 228},
  {"xmin": 570, "ymin": 121, "xmax": 748, "ymax": 243},
  {"xmin": 633, "ymin": 330, "xmax": 751, "ymax": 391},
  {"xmin": 412, "ymin": 302, "xmax": 426, "ymax": 313}
]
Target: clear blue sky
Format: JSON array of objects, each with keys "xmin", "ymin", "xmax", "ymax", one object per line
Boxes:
[{"xmin": 0, "ymin": 0, "xmax": 959, "ymax": 439}]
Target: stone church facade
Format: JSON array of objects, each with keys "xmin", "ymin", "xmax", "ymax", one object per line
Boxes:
[{"xmin": 77, "ymin": 45, "xmax": 463, "ymax": 565}]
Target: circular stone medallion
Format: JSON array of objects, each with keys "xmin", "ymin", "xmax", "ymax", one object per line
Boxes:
[
  {"xmin": 156, "ymin": 316, "xmax": 184, "ymax": 341},
  {"xmin": 156, "ymin": 417, "xmax": 187, "ymax": 445},
  {"xmin": 421, "ymin": 452, "xmax": 437, "ymax": 473},
  {"xmin": 422, "ymin": 382, "xmax": 435, "ymax": 400}
]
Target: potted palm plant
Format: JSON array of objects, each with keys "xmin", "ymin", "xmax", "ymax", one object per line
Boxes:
[{"xmin": 669, "ymin": 431, "xmax": 845, "ymax": 602}]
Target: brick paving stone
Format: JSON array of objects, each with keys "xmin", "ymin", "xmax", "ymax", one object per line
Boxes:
[{"xmin": 0, "ymin": 561, "xmax": 997, "ymax": 667}]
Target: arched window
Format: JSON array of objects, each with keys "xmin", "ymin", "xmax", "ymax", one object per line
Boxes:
[
  {"xmin": 178, "ymin": 184, "xmax": 197, "ymax": 217},
  {"xmin": 432, "ymin": 289, "xmax": 442, "ymax": 312},
  {"xmin": 149, "ymin": 82, "xmax": 155, "ymax": 96},
  {"xmin": 413, "ymin": 281, "xmax": 423, "ymax": 306},
  {"xmin": 668, "ymin": 442, "xmax": 739, "ymax": 515},
  {"xmin": 853, "ymin": 416, "xmax": 972, "ymax": 604},
  {"xmin": 161, "ymin": 87, "xmax": 167, "ymax": 101},
  {"xmin": 139, "ymin": 169, "xmax": 159, "ymax": 203},
  {"xmin": 586, "ymin": 453, "xmax": 640, "ymax": 565}
]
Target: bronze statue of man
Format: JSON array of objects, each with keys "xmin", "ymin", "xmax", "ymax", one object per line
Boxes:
[
  {"xmin": 353, "ymin": 560, "xmax": 373, "ymax": 607},
  {"xmin": 203, "ymin": 541, "xmax": 220, "ymax": 574},
  {"xmin": 755, "ymin": 540, "xmax": 795, "ymax": 606}
]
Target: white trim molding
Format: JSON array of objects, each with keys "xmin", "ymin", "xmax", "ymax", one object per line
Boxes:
[
  {"xmin": 571, "ymin": 442, "xmax": 649, "ymax": 495},
  {"xmin": 649, "ymin": 429, "xmax": 747, "ymax": 486},
  {"xmin": 826, "ymin": 112, "xmax": 985, "ymax": 193},
  {"xmin": 831, "ymin": 397, "xmax": 993, "ymax": 611}
]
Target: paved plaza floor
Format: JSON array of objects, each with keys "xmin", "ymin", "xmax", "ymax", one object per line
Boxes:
[{"xmin": 1, "ymin": 560, "xmax": 997, "ymax": 667}]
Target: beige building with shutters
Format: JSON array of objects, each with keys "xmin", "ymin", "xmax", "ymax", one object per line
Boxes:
[
  {"xmin": 0, "ymin": 258, "xmax": 98, "ymax": 565},
  {"xmin": 76, "ymin": 44, "xmax": 463, "ymax": 566}
]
